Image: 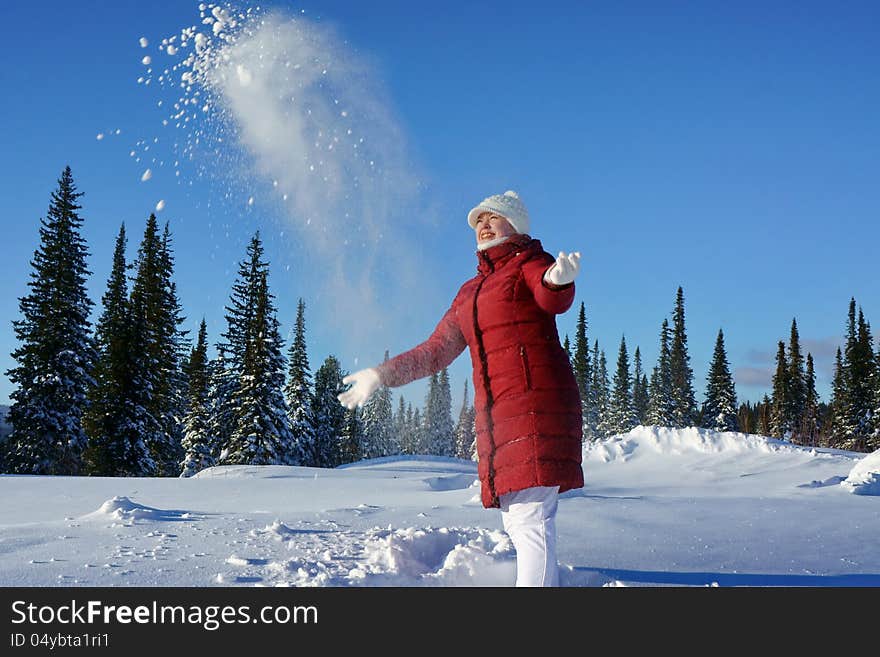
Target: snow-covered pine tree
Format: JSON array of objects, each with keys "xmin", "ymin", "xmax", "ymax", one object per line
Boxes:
[
  {"xmin": 223, "ymin": 265, "xmax": 293, "ymax": 465},
  {"xmin": 311, "ymin": 355, "xmax": 347, "ymax": 467},
  {"xmin": 828, "ymin": 347, "xmax": 847, "ymax": 448},
  {"xmin": 769, "ymin": 341, "xmax": 789, "ymax": 439},
  {"xmin": 155, "ymin": 222, "xmax": 189, "ymax": 474},
  {"xmin": 594, "ymin": 344, "xmax": 612, "ymax": 439},
  {"xmin": 180, "ymin": 319, "xmax": 214, "ymax": 477},
  {"xmin": 572, "ymin": 302, "xmax": 593, "ymax": 441},
  {"xmin": 801, "ymin": 353, "xmax": 821, "ymax": 448},
  {"xmin": 833, "ymin": 300, "xmax": 874, "ymax": 451},
  {"xmin": 6, "ymin": 167, "xmax": 96, "ymax": 475},
  {"xmin": 454, "ymin": 380, "xmax": 476, "ymax": 460},
  {"xmin": 563, "ymin": 335, "xmax": 571, "ymax": 362},
  {"xmin": 339, "ymin": 406, "xmax": 362, "ymax": 465},
  {"xmin": 869, "ymin": 347, "xmax": 880, "ymax": 451},
  {"xmin": 206, "ymin": 346, "xmax": 235, "ymax": 462},
  {"xmin": 214, "ymin": 232, "xmax": 269, "ymax": 461},
  {"xmin": 436, "ymin": 369, "xmax": 455, "ymax": 456},
  {"xmin": 669, "ymin": 287, "xmax": 697, "ymax": 427},
  {"xmin": 284, "ymin": 298, "xmax": 314, "ymax": 466},
  {"xmin": 786, "ymin": 319, "xmax": 807, "ymax": 441},
  {"xmin": 632, "ymin": 346, "xmax": 649, "ymax": 425},
  {"xmin": 586, "ymin": 340, "xmax": 603, "ymax": 439},
  {"xmin": 125, "ymin": 215, "xmax": 186, "ymax": 476},
  {"xmin": 607, "ymin": 336, "xmax": 637, "ymax": 436},
  {"xmin": 393, "ymin": 395, "xmax": 408, "ymax": 454},
  {"xmin": 851, "ymin": 307, "xmax": 874, "ymax": 450},
  {"xmin": 399, "ymin": 402, "xmax": 417, "ymax": 455},
  {"xmin": 411, "ymin": 407, "xmax": 423, "ymax": 454},
  {"xmin": 83, "ymin": 224, "xmax": 152, "ymax": 476},
  {"xmin": 421, "ymin": 370, "xmax": 454, "ymax": 456},
  {"xmin": 701, "ymin": 328, "xmax": 738, "ymax": 433},
  {"xmin": 361, "ymin": 351, "xmax": 394, "ymax": 459},
  {"xmin": 647, "ymin": 319, "xmax": 675, "ymax": 427}
]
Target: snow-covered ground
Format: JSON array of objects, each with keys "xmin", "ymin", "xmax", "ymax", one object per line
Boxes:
[{"xmin": 1, "ymin": 426, "xmax": 878, "ymax": 587}]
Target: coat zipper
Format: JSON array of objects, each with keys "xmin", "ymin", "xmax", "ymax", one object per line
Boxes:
[{"xmin": 472, "ymin": 273, "xmax": 498, "ymax": 506}]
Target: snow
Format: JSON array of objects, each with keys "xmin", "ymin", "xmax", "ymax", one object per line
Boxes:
[
  {"xmin": 841, "ymin": 448, "xmax": 880, "ymax": 495},
  {"xmin": 1, "ymin": 427, "xmax": 877, "ymax": 587},
  {"xmin": 155, "ymin": 199, "xmax": 165, "ymax": 211}
]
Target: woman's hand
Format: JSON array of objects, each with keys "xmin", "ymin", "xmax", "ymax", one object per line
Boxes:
[
  {"xmin": 544, "ymin": 251, "xmax": 581, "ymax": 287},
  {"xmin": 338, "ymin": 367, "xmax": 382, "ymax": 409}
]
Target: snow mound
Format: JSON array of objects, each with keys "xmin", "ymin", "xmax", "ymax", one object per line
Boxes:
[
  {"xmin": 586, "ymin": 425, "xmax": 796, "ymax": 464},
  {"xmin": 191, "ymin": 464, "xmax": 298, "ymax": 479},
  {"xmin": 840, "ymin": 449, "xmax": 880, "ymax": 495},
  {"xmin": 423, "ymin": 473, "xmax": 478, "ymax": 491},
  {"xmin": 82, "ymin": 496, "xmax": 193, "ymax": 525},
  {"xmin": 350, "ymin": 526, "xmax": 514, "ymax": 586}
]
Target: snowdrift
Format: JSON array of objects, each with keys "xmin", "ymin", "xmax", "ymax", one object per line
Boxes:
[
  {"xmin": 584, "ymin": 425, "xmax": 798, "ymax": 464},
  {"xmin": 841, "ymin": 449, "xmax": 880, "ymax": 495}
]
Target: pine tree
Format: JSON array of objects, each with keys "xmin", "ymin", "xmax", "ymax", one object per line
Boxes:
[
  {"xmin": 757, "ymin": 394, "xmax": 771, "ymax": 436},
  {"xmin": 632, "ymin": 346, "xmax": 649, "ymax": 424},
  {"xmin": 769, "ymin": 341, "xmax": 789, "ymax": 438},
  {"xmin": 454, "ymin": 380, "xmax": 476, "ymax": 460},
  {"xmin": 801, "ymin": 353, "xmax": 821, "ymax": 448},
  {"xmin": 126, "ymin": 214, "xmax": 185, "ymax": 476},
  {"xmin": 206, "ymin": 346, "xmax": 235, "ymax": 462},
  {"xmin": 829, "ymin": 347, "xmax": 847, "ymax": 448},
  {"xmin": 572, "ymin": 302, "xmax": 593, "ymax": 441},
  {"xmin": 737, "ymin": 401, "xmax": 755, "ymax": 434},
  {"xmin": 594, "ymin": 345, "xmax": 612, "ymax": 439},
  {"xmin": 647, "ymin": 319, "xmax": 675, "ymax": 427},
  {"xmin": 83, "ymin": 224, "xmax": 150, "ymax": 476},
  {"xmin": 587, "ymin": 340, "xmax": 603, "ymax": 439},
  {"xmin": 284, "ymin": 298, "xmax": 314, "ymax": 465},
  {"xmin": 563, "ymin": 335, "xmax": 572, "ymax": 362},
  {"xmin": 361, "ymin": 351, "xmax": 394, "ymax": 459},
  {"xmin": 851, "ymin": 308, "xmax": 874, "ymax": 449},
  {"xmin": 869, "ymin": 347, "xmax": 880, "ymax": 451},
  {"xmin": 702, "ymin": 328, "xmax": 738, "ymax": 432},
  {"xmin": 6, "ymin": 167, "xmax": 96, "ymax": 475},
  {"xmin": 214, "ymin": 232, "xmax": 270, "ymax": 461},
  {"xmin": 339, "ymin": 406, "xmax": 362, "ymax": 465},
  {"xmin": 409, "ymin": 405, "xmax": 422, "ymax": 455},
  {"xmin": 223, "ymin": 266, "xmax": 293, "ymax": 466},
  {"xmin": 180, "ymin": 319, "xmax": 214, "ymax": 477},
  {"xmin": 835, "ymin": 300, "xmax": 874, "ymax": 451},
  {"xmin": 669, "ymin": 287, "xmax": 697, "ymax": 427},
  {"xmin": 421, "ymin": 369, "xmax": 454, "ymax": 456},
  {"xmin": 786, "ymin": 318, "xmax": 806, "ymax": 442},
  {"xmin": 311, "ymin": 355, "xmax": 347, "ymax": 467},
  {"xmin": 155, "ymin": 222, "xmax": 188, "ymax": 474},
  {"xmin": 607, "ymin": 336, "xmax": 637, "ymax": 435},
  {"xmin": 393, "ymin": 395, "xmax": 407, "ymax": 452}
]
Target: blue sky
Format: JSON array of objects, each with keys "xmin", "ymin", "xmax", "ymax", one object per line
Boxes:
[{"xmin": 1, "ymin": 0, "xmax": 878, "ymax": 412}]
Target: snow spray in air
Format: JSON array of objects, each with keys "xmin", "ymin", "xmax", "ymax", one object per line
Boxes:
[{"xmin": 136, "ymin": 2, "xmax": 434, "ymax": 359}]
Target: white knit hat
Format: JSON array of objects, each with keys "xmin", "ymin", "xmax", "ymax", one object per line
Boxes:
[{"xmin": 467, "ymin": 190, "xmax": 530, "ymax": 234}]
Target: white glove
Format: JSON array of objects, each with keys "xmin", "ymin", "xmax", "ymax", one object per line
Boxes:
[
  {"xmin": 544, "ymin": 251, "xmax": 581, "ymax": 286},
  {"xmin": 338, "ymin": 367, "xmax": 381, "ymax": 409}
]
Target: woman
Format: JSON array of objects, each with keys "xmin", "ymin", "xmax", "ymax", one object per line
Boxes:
[{"xmin": 339, "ymin": 190, "xmax": 583, "ymax": 586}]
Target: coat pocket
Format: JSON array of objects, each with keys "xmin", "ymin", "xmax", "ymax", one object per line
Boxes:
[{"xmin": 520, "ymin": 346, "xmax": 533, "ymax": 391}]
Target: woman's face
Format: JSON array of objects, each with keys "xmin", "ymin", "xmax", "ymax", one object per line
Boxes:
[{"xmin": 474, "ymin": 212, "xmax": 516, "ymax": 245}]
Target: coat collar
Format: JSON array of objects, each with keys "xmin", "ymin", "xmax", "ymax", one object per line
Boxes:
[{"xmin": 476, "ymin": 233, "xmax": 538, "ymax": 275}]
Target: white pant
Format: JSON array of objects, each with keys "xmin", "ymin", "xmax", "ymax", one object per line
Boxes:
[{"xmin": 499, "ymin": 485, "xmax": 560, "ymax": 587}]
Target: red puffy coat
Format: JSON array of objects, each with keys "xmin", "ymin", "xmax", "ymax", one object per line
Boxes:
[{"xmin": 376, "ymin": 233, "xmax": 584, "ymax": 508}]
